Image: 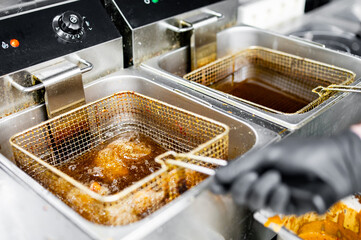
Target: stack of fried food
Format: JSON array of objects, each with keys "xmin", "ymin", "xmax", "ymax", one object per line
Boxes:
[{"xmin": 267, "ymin": 199, "xmax": 361, "ymax": 240}]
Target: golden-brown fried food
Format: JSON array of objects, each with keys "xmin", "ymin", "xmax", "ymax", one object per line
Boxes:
[
  {"xmin": 92, "ymin": 135, "xmax": 153, "ymax": 182},
  {"xmin": 106, "ymin": 202, "xmax": 139, "ymax": 225},
  {"xmin": 48, "ymin": 131, "xmax": 167, "ymax": 225},
  {"xmin": 132, "ymin": 189, "xmax": 166, "ymax": 216},
  {"xmin": 106, "ymin": 188, "xmax": 165, "ymax": 225},
  {"xmin": 92, "ymin": 147, "xmax": 129, "ymax": 181},
  {"xmin": 166, "ymin": 168, "xmax": 206, "ymax": 198},
  {"xmin": 89, "ymin": 181, "xmax": 109, "ymax": 195},
  {"xmin": 266, "ymin": 202, "xmax": 361, "ymax": 240},
  {"xmin": 66, "ymin": 187, "xmax": 108, "ymax": 224},
  {"xmin": 185, "ymin": 169, "xmax": 206, "ymax": 188},
  {"xmin": 108, "ymin": 138, "xmax": 152, "ymax": 160}
]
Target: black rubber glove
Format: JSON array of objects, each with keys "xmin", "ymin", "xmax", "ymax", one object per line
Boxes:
[{"xmin": 211, "ymin": 130, "xmax": 361, "ymax": 215}]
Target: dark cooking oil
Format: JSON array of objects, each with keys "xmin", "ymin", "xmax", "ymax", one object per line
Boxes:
[
  {"xmin": 59, "ymin": 131, "xmax": 166, "ymax": 195},
  {"xmin": 212, "ymin": 77, "xmax": 310, "ymax": 113}
]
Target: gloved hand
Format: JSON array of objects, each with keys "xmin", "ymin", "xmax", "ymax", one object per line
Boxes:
[{"xmin": 211, "ymin": 130, "xmax": 361, "ymax": 215}]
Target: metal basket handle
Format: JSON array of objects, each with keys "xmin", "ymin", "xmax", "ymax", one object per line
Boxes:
[
  {"xmin": 160, "ymin": 151, "xmax": 227, "ymax": 176},
  {"xmin": 313, "ymin": 84, "xmax": 361, "ymax": 96}
]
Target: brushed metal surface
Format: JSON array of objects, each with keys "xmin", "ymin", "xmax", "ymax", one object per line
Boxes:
[
  {"xmin": 0, "ymin": 68, "xmax": 280, "ymax": 239},
  {"xmin": 32, "ymin": 60, "xmax": 85, "ymax": 118},
  {"xmin": 105, "ymin": 0, "xmax": 237, "ymax": 67},
  {"xmin": 142, "ymin": 26, "xmax": 361, "ymax": 132},
  {"xmin": 0, "ymin": 38, "xmax": 123, "ymax": 119}
]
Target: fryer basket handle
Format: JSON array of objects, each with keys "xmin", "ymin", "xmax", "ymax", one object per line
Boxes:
[
  {"xmin": 313, "ymin": 84, "xmax": 361, "ymax": 96},
  {"xmin": 159, "ymin": 151, "xmax": 227, "ymax": 176}
]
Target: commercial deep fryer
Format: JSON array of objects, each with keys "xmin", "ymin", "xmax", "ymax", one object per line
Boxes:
[
  {"xmin": 143, "ymin": 26, "xmax": 361, "ymax": 135},
  {"xmin": 10, "ymin": 90, "xmax": 231, "ymax": 226},
  {"xmin": 0, "ymin": 0, "xmax": 281, "ymax": 239},
  {"xmin": 1, "ymin": 68, "xmax": 281, "ymax": 239},
  {"xmin": 103, "ymin": 0, "xmax": 238, "ymax": 67},
  {"xmin": 3, "ymin": 0, "xmax": 361, "ymax": 239}
]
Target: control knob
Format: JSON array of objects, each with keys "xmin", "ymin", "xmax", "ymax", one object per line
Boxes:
[{"xmin": 53, "ymin": 11, "xmax": 85, "ymax": 43}]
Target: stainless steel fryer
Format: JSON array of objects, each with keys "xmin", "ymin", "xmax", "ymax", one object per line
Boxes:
[
  {"xmin": 5, "ymin": 0, "xmax": 357, "ymax": 239},
  {"xmin": 142, "ymin": 26, "xmax": 361, "ymax": 134},
  {"xmin": 10, "ymin": 90, "xmax": 229, "ymax": 226},
  {"xmin": 103, "ymin": 0, "xmax": 237, "ymax": 67},
  {"xmin": 183, "ymin": 46, "xmax": 355, "ymax": 114},
  {"xmin": 0, "ymin": 68, "xmax": 280, "ymax": 239},
  {"xmin": 0, "ymin": 1, "xmax": 284, "ymax": 239}
]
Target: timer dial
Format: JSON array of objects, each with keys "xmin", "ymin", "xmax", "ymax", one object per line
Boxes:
[{"xmin": 52, "ymin": 11, "xmax": 85, "ymax": 43}]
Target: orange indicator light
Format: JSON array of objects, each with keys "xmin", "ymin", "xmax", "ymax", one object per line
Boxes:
[{"xmin": 10, "ymin": 39, "xmax": 19, "ymax": 48}]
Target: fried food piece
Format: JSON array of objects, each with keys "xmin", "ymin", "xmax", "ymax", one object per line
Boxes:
[
  {"xmin": 185, "ymin": 169, "xmax": 206, "ymax": 188},
  {"xmin": 89, "ymin": 181, "xmax": 109, "ymax": 195},
  {"xmin": 92, "ymin": 147, "xmax": 128, "ymax": 181},
  {"xmin": 66, "ymin": 187, "xmax": 108, "ymax": 224},
  {"xmin": 166, "ymin": 168, "xmax": 206, "ymax": 198},
  {"xmin": 92, "ymin": 135, "xmax": 152, "ymax": 182},
  {"xmin": 106, "ymin": 188, "xmax": 165, "ymax": 225},
  {"xmin": 90, "ymin": 181, "xmax": 102, "ymax": 193},
  {"xmin": 51, "ymin": 178, "xmax": 110, "ymax": 224},
  {"xmin": 106, "ymin": 202, "xmax": 139, "ymax": 225},
  {"xmin": 132, "ymin": 189, "xmax": 166, "ymax": 216},
  {"xmin": 267, "ymin": 202, "xmax": 361, "ymax": 240},
  {"xmin": 108, "ymin": 138, "xmax": 152, "ymax": 160},
  {"xmin": 45, "ymin": 175, "xmax": 73, "ymax": 196},
  {"xmin": 167, "ymin": 168, "xmax": 186, "ymax": 198}
]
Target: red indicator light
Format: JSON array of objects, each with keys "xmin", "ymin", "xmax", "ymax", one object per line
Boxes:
[{"xmin": 10, "ymin": 39, "xmax": 19, "ymax": 48}]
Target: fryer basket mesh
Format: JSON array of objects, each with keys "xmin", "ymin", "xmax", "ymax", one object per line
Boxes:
[
  {"xmin": 10, "ymin": 91, "xmax": 229, "ymax": 225},
  {"xmin": 183, "ymin": 46, "xmax": 356, "ymax": 114}
]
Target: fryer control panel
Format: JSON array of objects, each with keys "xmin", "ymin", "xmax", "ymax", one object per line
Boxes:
[
  {"xmin": 0, "ymin": 0, "xmax": 120, "ymax": 76},
  {"xmin": 110, "ymin": 0, "xmax": 224, "ymax": 28}
]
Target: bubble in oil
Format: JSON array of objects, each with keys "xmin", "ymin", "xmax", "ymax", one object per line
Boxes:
[
  {"xmin": 87, "ymin": 167, "xmax": 104, "ymax": 178},
  {"xmin": 68, "ymin": 164, "xmax": 77, "ymax": 171}
]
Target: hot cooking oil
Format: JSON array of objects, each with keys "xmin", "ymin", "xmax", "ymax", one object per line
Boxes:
[
  {"xmin": 184, "ymin": 47, "xmax": 356, "ymax": 114},
  {"xmin": 210, "ymin": 74, "xmax": 311, "ymax": 114},
  {"xmin": 59, "ymin": 131, "xmax": 166, "ymax": 195}
]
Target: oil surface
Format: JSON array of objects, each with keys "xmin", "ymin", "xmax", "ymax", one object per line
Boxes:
[
  {"xmin": 212, "ymin": 77, "xmax": 310, "ymax": 113},
  {"xmin": 59, "ymin": 131, "xmax": 165, "ymax": 195}
]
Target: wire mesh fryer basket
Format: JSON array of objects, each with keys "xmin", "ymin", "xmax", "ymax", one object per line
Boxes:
[
  {"xmin": 183, "ymin": 46, "xmax": 356, "ymax": 114},
  {"xmin": 10, "ymin": 91, "xmax": 229, "ymax": 225}
]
